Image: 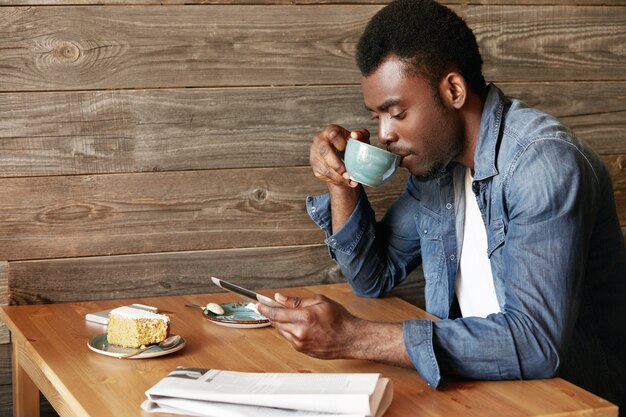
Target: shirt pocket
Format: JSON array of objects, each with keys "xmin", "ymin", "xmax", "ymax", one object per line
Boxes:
[
  {"xmin": 416, "ymin": 209, "xmax": 444, "ymax": 282},
  {"xmin": 487, "ymin": 218, "xmax": 506, "ymax": 257}
]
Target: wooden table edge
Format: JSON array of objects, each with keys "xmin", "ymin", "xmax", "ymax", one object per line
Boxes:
[{"xmin": 1, "ymin": 308, "xmax": 90, "ymax": 417}]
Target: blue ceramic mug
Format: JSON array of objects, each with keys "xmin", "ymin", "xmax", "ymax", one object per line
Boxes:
[{"xmin": 343, "ymin": 139, "xmax": 400, "ymax": 188}]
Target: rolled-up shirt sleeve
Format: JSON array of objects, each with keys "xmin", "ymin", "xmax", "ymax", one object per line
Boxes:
[
  {"xmin": 403, "ymin": 320, "xmax": 441, "ymax": 387},
  {"xmin": 307, "ymin": 187, "xmax": 422, "ymax": 298},
  {"xmin": 306, "ymin": 192, "xmax": 376, "ymax": 261}
]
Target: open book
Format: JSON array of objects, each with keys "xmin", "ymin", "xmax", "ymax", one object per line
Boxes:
[{"xmin": 141, "ymin": 367, "xmax": 393, "ymax": 417}]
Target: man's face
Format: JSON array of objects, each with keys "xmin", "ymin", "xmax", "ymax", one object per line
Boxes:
[{"xmin": 361, "ymin": 57, "xmax": 464, "ymax": 179}]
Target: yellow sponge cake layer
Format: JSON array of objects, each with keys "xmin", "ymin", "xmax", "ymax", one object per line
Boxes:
[{"xmin": 107, "ymin": 306, "xmax": 170, "ymax": 348}]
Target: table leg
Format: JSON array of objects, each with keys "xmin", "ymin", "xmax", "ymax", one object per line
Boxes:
[{"xmin": 12, "ymin": 339, "xmax": 40, "ymax": 417}]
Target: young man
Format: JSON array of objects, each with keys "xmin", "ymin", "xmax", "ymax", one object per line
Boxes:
[{"xmin": 257, "ymin": 0, "xmax": 626, "ymax": 411}]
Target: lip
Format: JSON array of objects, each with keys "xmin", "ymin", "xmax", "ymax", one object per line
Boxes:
[
  {"xmin": 386, "ymin": 146, "xmax": 406, "ymax": 157},
  {"xmin": 386, "ymin": 146, "xmax": 410, "ymax": 166},
  {"xmin": 399, "ymin": 154, "xmax": 413, "ymax": 168}
]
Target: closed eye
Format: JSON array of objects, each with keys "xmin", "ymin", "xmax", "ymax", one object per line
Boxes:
[{"xmin": 390, "ymin": 111, "xmax": 406, "ymax": 120}]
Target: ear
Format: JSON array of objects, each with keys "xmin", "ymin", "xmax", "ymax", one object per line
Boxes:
[{"xmin": 439, "ymin": 72, "xmax": 467, "ymax": 110}]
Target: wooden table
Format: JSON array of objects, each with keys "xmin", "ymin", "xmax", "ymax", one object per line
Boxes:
[{"xmin": 0, "ymin": 283, "xmax": 618, "ymax": 417}]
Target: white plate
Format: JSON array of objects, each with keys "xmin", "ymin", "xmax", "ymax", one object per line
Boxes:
[
  {"xmin": 87, "ymin": 333, "xmax": 185, "ymax": 359},
  {"xmin": 203, "ymin": 302, "xmax": 271, "ymax": 329}
]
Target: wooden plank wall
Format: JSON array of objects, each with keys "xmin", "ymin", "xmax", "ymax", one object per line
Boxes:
[{"xmin": 0, "ymin": 0, "xmax": 624, "ymax": 415}]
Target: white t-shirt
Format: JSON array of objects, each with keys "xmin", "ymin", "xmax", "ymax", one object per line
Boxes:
[{"xmin": 455, "ymin": 167, "xmax": 501, "ymax": 318}]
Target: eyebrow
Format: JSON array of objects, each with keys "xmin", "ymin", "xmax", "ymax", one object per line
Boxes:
[{"xmin": 364, "ymin": 98, "xmax": 402, "ymax": 113}]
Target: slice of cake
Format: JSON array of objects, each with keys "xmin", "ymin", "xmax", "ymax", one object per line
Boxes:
[{"xmin": 107, "ymin": 306, "xmax": 170, "ymax": 348}]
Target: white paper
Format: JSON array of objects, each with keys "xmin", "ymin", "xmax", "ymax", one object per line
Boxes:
[
  {"xmin": 142, "ymin": 397, "xmax": 366, "ymax": 417},
  {"xmin": 142, "ymin": 367, "xmax": 393, "ymax": 417}
]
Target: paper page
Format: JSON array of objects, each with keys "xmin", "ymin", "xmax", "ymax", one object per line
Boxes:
[
  {"xmin": 145, "ymin": 367, "xmax": 386, "ymax": 415},
  {"xmin": 142, "ymin": 397, "xmax": 366, "ymax": 417},
  {"xmin": 369, "ymin": 379, "xmax": 393, "ymax": 417},
  {"xmin": 141, "ymin": 399, "xmax": 206, "ymax": 416}
]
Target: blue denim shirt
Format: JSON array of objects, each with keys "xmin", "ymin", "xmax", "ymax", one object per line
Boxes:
[{"xmin": 307, "ymin": 85, "xmax": 626, "ymax": 408}]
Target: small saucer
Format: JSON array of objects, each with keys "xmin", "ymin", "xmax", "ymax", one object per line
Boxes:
[
  {"xmin": 203, "ymin": 302, "xmax": 271, "ymax": 329},
  {"xmin": 87, "ymin": 334, "xmax": 185, "ymax": 359}
]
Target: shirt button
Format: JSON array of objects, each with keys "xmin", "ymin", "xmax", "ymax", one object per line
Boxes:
[
  {"xmin": 310, "ymin": 206, "xmax": 316, "ymax": 213},
  {"xmin": 423, "ymin": 229, "xmax": 428, "ymax": 235},
  {"xmin": 446, "ymin": 203, "xmax": 453, "ymax": 210},
  {"xmin": 329, "ymin": 238, "xmax": 337, "ymax": 246},
  {"xmin": 450, "ymin": 255, "xmax": 456, "ymax": 261}
]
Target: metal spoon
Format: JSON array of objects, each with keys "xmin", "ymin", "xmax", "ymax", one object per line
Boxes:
[
  {"xmin": 185, "ymin": 303, "xmax": 224, "ymax": 315},
  {"xmin": 118, "ymin": 334, "xmax": 181, "ymax": 359}
]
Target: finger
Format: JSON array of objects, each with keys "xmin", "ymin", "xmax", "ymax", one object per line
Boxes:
[
  {"xmin": 341, "ymin": 172, "xmax": 360, "ymax": 188},
  {"xmin": 256, "ymin": 303, "xmax": 274, "ymax": 320},
  {"xmin": 257, "ymin": 304, "xmax": 312, "ymax": 325},
  {"xmin": 276, "ymin": 293, "xmax": 328, "ymax": 309},
  {"xmin": 324, "ymin": 125, "xmax": 352, "ymax": 151},
  {"xmin": 273, "ymin": 327, "xmax": 312, "ymax": 355},
  {"xmin": 274, "ymin": 293, "xmax": 302, "ymax": 308},
  {"xmin": 274, "ymin": 326, "xmax": 297, "ymax": 344},
  {"xmin": 311, "ymin": 125, "xmax": 365, "ymax": 188},
  {"xmin": 349, "ymin": 129, "xmax": 371, "ymax": 144},
  {"xmin": 256, "ymin": 303, "xmax": 297, "ymax": 323},
  {"xmin": 314, "ymin": 142, "xmax": 363, "ymax": 187},
  {"xmin": 273, "ymin": 325, "xmax": 328, "ymax": 358},
  {"xmin": 312, "ymin": 157, "xmax": 355, "ymax": 187},
  {"xmin": 310, "ymin": 140, "xmax": 350, "ymax": 185},
  {"xmin": 316, "ymin": 142, "xmax": 346, "ymax": 175}
]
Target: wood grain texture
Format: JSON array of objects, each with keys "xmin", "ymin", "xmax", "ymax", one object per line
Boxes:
[
  {"xmin": 2, "ymin": 353, "xmax": 62, "ymax": 417},
  {"xmin": 0, "ymin": 263, "xmax": 8, "ymax": 344},
  {"xmin": 0, "ymin": 382, "xmax": 11, "ymax": 413},
  {"xmin": 0, "ymin": 158, "xmax": 622, "ymax": 264},
  {"xmin": 463, "ymin": 5, "xmax": 626, "ymax": 83},
  {"xmin": 6, "ymin": 243, "xmax": 425, "ymax": 307},
  {"xmin": 0, "ymin": 164, "xmax": 620, "ymax": 263},
  {"xmin": 0, "ymin": 86, "xmax": 375, "ymax": 177},
  {"xmin": 1, "ymin": 0, "xmax": 625, "ymax": 5},
  {"xmin": 607, "ymin": 154, "xmax": 626, "ymax": 228},
  {"xmin": 0, "ymin": 343, "xmax": 9, "ymax": 387},
  {"xmin": 0, "ymin": 168, "xmax": 408, "ymax": 261},
  {"xmin": 0, "ymin": 343, "xmax": 71, "ymax": 417},
  {"xmin": 0, "ymin": 263, "xmax": 7, "ymax": 306},
  {"xmin": 1, "ymin": 5, "xmax": 624, "ymax": 92},
  {"xmin": 0, "ymin": 82, "xmax": 623, "ymax": 178},
  {"xmin": 7, "ymin": 244, "xmax": 343, "ymax": 304},
  {"xmin": 0, "ymin": 382, "xmax": 14, "ymax": 417},
  {"xmin": 0, "ymin": 285, "xmax": 618, "ymax": 417},
  {"xmin": 0, "ymin": 5, "xmax": 368, "ymax": 91},
  {"xmin": 499, "ymin": 83, "xmax": 626, "ymax": 155}
]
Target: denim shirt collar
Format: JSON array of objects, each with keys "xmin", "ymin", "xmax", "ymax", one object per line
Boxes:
[{"xmin": 473, "ymin": 84, "xmax": 506, "ymax": 181}]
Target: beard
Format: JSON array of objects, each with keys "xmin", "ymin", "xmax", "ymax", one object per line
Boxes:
[
  {"xmin": 399, "ymin": 139, "xmax": 461, "ymax": 182},
  {"xmin": 390, "ymin": 100, "xmax": 465, "ymax": 182},
  {"xmin": 413, "ymin": 161, "xmax": 450, "ymax": 182}
]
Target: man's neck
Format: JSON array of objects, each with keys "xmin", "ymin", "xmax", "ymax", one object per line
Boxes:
[{"xmin": 454, "ymin": 90, "xmax": 485, "ymax": 172}]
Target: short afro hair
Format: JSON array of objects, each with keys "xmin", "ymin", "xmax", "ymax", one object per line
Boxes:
[{"xmin": 356, "ymin": 0, "xmax": 486, "ymax": 96}]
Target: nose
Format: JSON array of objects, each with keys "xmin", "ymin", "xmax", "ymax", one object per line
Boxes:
[{"xmin": 378, "ymin": 119, "xmax": 398, "ymax": 145}]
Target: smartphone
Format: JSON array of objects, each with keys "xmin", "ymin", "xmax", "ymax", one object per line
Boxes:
[{"xmin": 211, "ymin": 277, "xmax": 283, "ymax": 308}]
